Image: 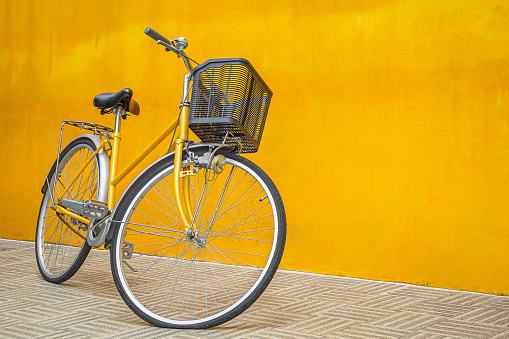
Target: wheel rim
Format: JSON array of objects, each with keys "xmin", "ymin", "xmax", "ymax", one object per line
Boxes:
[
  {"xmin": 37, "ymin": 143, "xmax": 98, "ymax": 278},
  {"xmin": 114, "ymin": 156, "xmax": 280, "ymax": 325}
]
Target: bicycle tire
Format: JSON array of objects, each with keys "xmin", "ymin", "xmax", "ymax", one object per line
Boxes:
[
  {"xmin": 35, "ymin": 136, "xmax": 107, "ymax": 284},
  {"xmin": 110, "ymin": 150, "xmax": 286, "ymax": 328}
]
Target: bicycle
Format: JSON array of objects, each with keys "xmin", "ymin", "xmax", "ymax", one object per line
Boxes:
[{"xmin": 35, "ymin": 27, "xmax": 286, "ymax": 329}]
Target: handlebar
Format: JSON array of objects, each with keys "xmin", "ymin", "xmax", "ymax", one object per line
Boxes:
[
  {"xmin": 144, "ymin": 27, "xmax": 174, "ymax": 47},
  {"xmin": 144, "ymin": 27, "xmax": 195, "ymax": 72}
]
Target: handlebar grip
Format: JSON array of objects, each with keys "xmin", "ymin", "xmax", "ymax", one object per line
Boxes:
[{"xmin": 144, "ymin": 27, "xmax": 173, "ymax": 46}]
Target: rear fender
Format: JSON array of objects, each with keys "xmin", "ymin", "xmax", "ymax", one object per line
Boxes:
[{"xmin": 41, "ymin": 134, "xmax": 110, "ymax": 205}]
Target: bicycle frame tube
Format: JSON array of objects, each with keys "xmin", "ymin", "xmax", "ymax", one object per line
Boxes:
[
  {"xmin": 57, "ymin": 73, "xmax": 194, "ymax": 231},
  {"xmin": 55, "ymin": 205, "xmax": 90, "ymax": 225}
]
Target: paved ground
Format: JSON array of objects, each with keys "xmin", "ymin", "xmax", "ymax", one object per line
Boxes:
[{"xmin": 1, "ymin": 238, "xmax": 509, "ymax": 338}]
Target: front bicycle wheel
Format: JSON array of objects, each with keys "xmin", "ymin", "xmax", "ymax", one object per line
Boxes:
[
  {"xmin": 35, "ymin": 136, "xmax": 107, "ymax": 284},
  {"xmin": 110, "ymin": 151, "xmax": 286, "ymax": 328}
]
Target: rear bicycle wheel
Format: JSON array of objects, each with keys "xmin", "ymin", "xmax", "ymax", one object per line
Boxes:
[
  {"xmin": 110, "ymin": 151, "xmax": 286, "ymax": 328},
  {"xmin": 35, "ymin": 136, "xmax": 107, "ymax": 283}
]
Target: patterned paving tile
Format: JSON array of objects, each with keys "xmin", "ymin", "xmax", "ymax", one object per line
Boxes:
[
  {"xmin": 490, "ymin": 329, "xmax": 509, "ymax": 338},
  {"xmin": 488, "ymin": 296, "xmax": 509, "ymax": 309},
  {"xmin": 455, "ymin": 306, "xmax": 509, "ymax": 327},
  {"xmin": 355, "ymin": 295, "xmax": 422, "ymax": 310},
  {"xmin": 0, "ymin": 323, "xmax": 59, "ymax": 338},
  {"xmin": 238, "ymin": 308, "xmax": 308, "ymax": 326},
  {"xmin": 249, "ymin": 328, "xmax": 325, "ymax": 338},
  {"xmin": 281, "ymin": 315, "xmax": 356, "ymax": 335},
  {"xmin": 34, "ymin": 329, "xmax": 93, "ymax": 339},
  {"xmin": 317, "ymin": 276, "xmax": 370, "ymax": 289},
  {"xmin": 402, "ymin": 300, "xmax": 475, "ymax": 318},
  {"xmin": 0, "ymin": 314, "xmax": 24, "ymax": 328},
  {"xmin": 332, "ymin": 323, "xmax": 413, "ymax": 338},
  {"xmin": 104, "ymin": 326, "xmax": 182, "ymax": 338},
  {"xmin": 323, "ymin": 304, "xmax": 396, "ymax": 322},
  {"xmin": 247, "ymin": 293, "xmax": 295, "ymax": 311},
  {"xmin": 349, "ymin": 281, "xmax": 406, "ymax": 295},
  {"xmin": 66, "ymin": 317, "xmax": 141, "ymax": 337},
  {"xmin": 0, "ymin": 298, "xmax": 35, "ymax": 313},
  {"xmin": 2, "ymin": 238, "xmax": 509, "ymax": 338},
  {"xmin": 35, "ymin": 311, "xmax": 104, "ymax": 329},
  {"xmin": 388, "ymin": 286, "xmax": 456, "ymax": 301},
  {"xmin": 437, "ymin": 293, "xmax": 496, "ymax": 308},
  {"xmin": 317, "ymin": 291, "xmax": 371, "ymax": 304},
  {"xmin": 172, "ymin": 321, "xmax": 266, "ymax": 339},
  {"xmin": 273, "ymin": 298, "xmax": 343, "ymax": 315},
  {"xmin": 422, "ymin": 319, "xmax": 505, "ymax": 338},
  {"xmin": 4, "ymin": 304, "xmax": 69, "ymax": 322},
  {"xmin": 400, "ymin": 332, "xmax": 455, "ymax": 338},
  {"xmin": 368, "ymin": 312, "xmax": 445, "ymax": 330}
]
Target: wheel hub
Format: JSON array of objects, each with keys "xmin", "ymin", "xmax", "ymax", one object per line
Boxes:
[
  {"xmin": 186, "ymin": 229, "xmax": 206, "ymax": 248},
  {"xmin": 193, "ymin": 234, "xmax": 206, "ymax": 248}
]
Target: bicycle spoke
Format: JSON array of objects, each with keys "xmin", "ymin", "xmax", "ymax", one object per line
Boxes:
[
  {"xmin": 151, "ymin": 186, "xmax": 183, "ymax": 225},
  {"xmin": 198, "ymin": 247, "xmax": 220, "ymax": 315},
  {"xmin": 136, "ymin": 244, "xmax": 194, "ymax": 302},
  {"xmin": 118, "ymin": 219, "xmax": 184, "ymax": 234},
  {"xmin": 179, "ymin": 247, "xmax": 197, "ymax": 321},
  {"xmin": 203, "ymin": 166, "xmax": 236, "ymax": 237},
  {"xmin": 71, "ymin": 148, "xmax": 86, "ymax": 200},
  {"xmin": 207, "ymin": 214, "xmax": 274, "ymax": 241},
  {"xmin": 43, "ymin": 219, "xmax": 63, "ymax": 258},
  {"xmin": 150, "ymin": 247, "xmax": 196, "ymax": 314},
  {"xmin": 202, "ymin": 247, "xmax": 234, "ymax": 306},
  {"xmin": 192, "ymin": 170, "xmax": 218, "ymax": 233},
  {"xmin": 208, "ymin": 246, "xmax": 269, "ymax": 258},
  {"xmin": 205, "ymin": 245, "xmax": 262, "ymax": 269},
  {"xmin": 128, "ymin": 240, "xmax": 183, "ymax": 259},
  {"xmin": 147, "ymin": 247, "xmax": 195, "ymax": 313},
  {"xmin": 209, "ymin": 227, "xmax": 274, "ymax": 236},
  {"xmin": 126, "ymin": 239, "xmax": 187, "ymax": 284},
  {"xmin": 209, "ymin": 233, "xmax": 272, "ymax": 243},
  {"xmin": 206, "ymin": 242, "xmax": 255, "ymax": 283},
  {"xmin": 207, "ymin": 203, "xmax": 270, "ymax": 242},
  {"xmin": 134, "ymin": 208, "xmax": 183, "ymax": 232},
  {"xmin": 141, "ymin": 197, "xmax": 185, "ymax": 227},
  {"xmin": 125, "ymin": 228, "xmax": 182, "ymax": 241},
  {"xmin": 161, "ymin": 178, "xmax": 180, "ymax": 216},
  {"xmin": 165, "ymin": 243, "xmax": 196, "ymax": 317},
  {"xmin": 198, "ymin": 180, "xmax": 258, "ymax": 231},
  {"xmin": 76, "ymin": 162, "xmax": 97, "ymax": 201}
]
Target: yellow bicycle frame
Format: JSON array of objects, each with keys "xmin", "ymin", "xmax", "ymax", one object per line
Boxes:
[{"xmin": 56, "ymin": 74, "xmax": 195, "ymax": 232}]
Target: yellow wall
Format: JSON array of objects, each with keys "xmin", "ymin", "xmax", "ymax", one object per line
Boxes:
[{"xmin": 2, "ymin": 0, "xmax": 509, "ymax": 294}]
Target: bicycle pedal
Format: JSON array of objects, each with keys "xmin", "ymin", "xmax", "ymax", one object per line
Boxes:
[{"xmin": 82, "ymin": 200, "xmax": 109, "ymax": 219}]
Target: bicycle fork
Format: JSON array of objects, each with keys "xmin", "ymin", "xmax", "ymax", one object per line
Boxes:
[{"xmin": 173, "ymin": 73, "xmax": 194, "ymax": 232}]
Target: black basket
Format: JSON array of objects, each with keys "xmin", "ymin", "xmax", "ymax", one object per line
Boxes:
[{"xmin": 189, "ymin": 58, "xmax": 272, "ymax": 153}]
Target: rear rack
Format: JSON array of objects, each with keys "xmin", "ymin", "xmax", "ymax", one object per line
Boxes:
[{"xmin": 63, "ymin": 121, "xmax": 113, "ymax": 138}]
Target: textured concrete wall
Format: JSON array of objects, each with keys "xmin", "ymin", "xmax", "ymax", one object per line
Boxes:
[{"xmin": 2, "ymin": 0, "xmax": 509, "ymax": 294}]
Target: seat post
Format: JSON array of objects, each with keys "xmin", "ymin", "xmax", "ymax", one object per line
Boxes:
[
  {"xmin": 108, "ymin": 106, "xmax": 124, "ymax": 209},
  {"xmin": 114, "ymin": 106, "xmax": 123, "ymax": 133}
]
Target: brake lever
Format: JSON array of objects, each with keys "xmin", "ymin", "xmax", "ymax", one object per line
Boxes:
[
  {"xmin": 157, "ymin": 40, "xmax": 178, "ymax": 53},
  {"xmin": 157, "ymin": 40, "xmax": 194, "ymax": 72}
]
